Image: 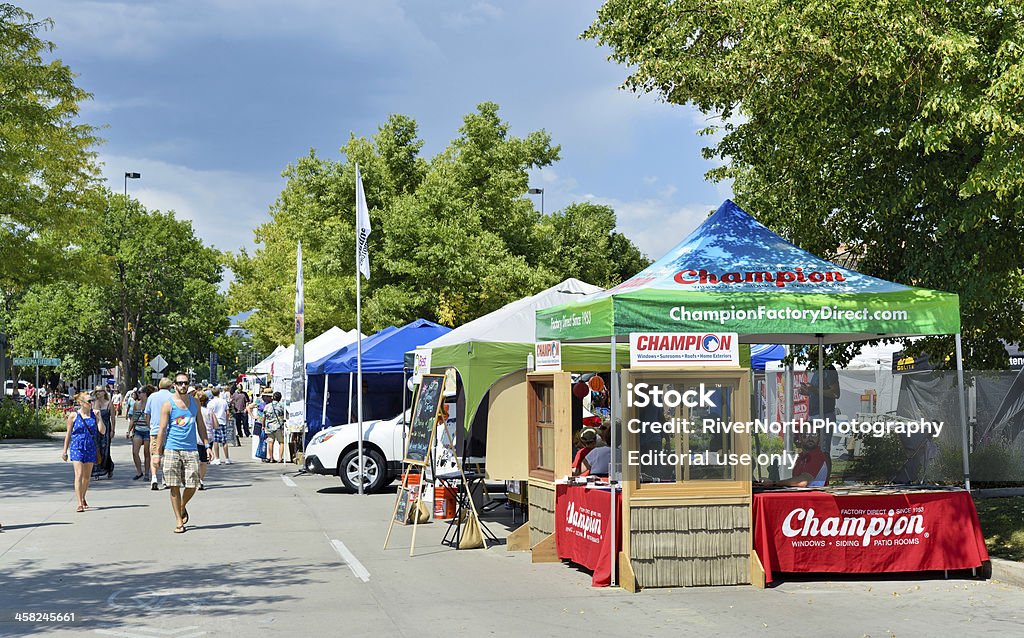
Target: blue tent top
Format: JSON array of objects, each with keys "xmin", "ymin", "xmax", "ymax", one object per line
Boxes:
[
  {"xmin": 306, "ymin": 319, "xmax": 451, "ymax": 375},
  {"xmin": 751, "ymin": 344, "xmax": 786, "ymax": 371}
]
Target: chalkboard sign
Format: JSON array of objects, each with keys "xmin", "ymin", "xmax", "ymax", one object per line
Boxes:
[
  {"xmin": 404, "ymin": 374, "xmax": 444, "ymax": 466},
  {"xmin": 394, "ymin": 487, "xmax": 410, "ymax": 524}
]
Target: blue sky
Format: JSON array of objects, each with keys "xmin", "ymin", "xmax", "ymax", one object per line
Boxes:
[{"xmin": 31, "ymin": 0, "xmax": 730, "ymax": 265}]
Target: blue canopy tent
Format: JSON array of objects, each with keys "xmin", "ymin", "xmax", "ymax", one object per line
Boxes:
[
  {"xmin": 305, "ymin": 319, "xmax": 451, "ymax": 439},
  {"xmin": 751, "ymin": 344, "xmax": 786, "ymax": 371}
]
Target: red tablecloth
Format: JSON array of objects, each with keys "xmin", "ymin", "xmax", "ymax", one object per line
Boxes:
[
  {"xmin": 555, "ymin": 484, "xmax": 622, "ymax": 587},
  {"xmin": 753, "ymin": 490, "xmax": 989, "ymax": 584}
]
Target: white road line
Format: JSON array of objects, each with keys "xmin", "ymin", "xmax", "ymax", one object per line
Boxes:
[
  {"xmin": 330, "ymin": 539, "xmax": 371, "ymax": 582},
  {"xmin": 281, "ymin": 474, "xmax": 297, "ymax": 488},
  {"xmin": 95, "ymin": 627, "xmax": 205, "ymax": 637}
]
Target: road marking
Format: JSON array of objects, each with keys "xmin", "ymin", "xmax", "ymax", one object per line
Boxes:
[
  {"xmin": 330, "ymin": 539, "xmax": 370, "ymax": 582},
  {"xmin": 281, "ymin": 474, "xmax": 297, "ymax": 488},
  {"xmin": 95, "ymin": 627, "xmax": 205, "ymax": 637}
]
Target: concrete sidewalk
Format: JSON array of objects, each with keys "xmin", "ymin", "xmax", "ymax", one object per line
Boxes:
[{"xmin": 2, "ymin": 424, "xmax": 1023, "ymax": 637}]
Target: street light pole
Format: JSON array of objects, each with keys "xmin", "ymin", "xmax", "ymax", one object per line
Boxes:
[
  {"xmin": 118, "ymin": 172, "xmax": 141, "ymax": 394},
  {"xmin": 124, "ymin": 171, "xmax": 141, "ymax": 198},
  {"xmin": 527, "ymin": 187, "xmax": 545, "ymax": 216}
]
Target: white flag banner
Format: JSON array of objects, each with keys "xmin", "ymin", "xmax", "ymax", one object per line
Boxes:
[
  {"xmin": 355, "ymin": 164, "xmax": 371, "ymax": 280},
  {"xmin": 289, "ymin": 241, "xmax": 306, "ymax": 430}
]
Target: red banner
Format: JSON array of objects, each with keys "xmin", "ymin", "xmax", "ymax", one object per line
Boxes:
[
  {"xmin": 753, "ymin": 491, "xmax": 989, "ymax": 583},
  {"xmin": 555, "ymin": 484, "xmax": 622, "ymax": 587}
]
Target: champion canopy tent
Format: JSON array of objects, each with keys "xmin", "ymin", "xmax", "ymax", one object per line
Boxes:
[
  {"xmin": 536, "ymin": 200, "xmax": 960, "ymax": 344},
  {"xmin": 536, "ymin": 199, "xmax": 970, "ymax": 486},
  {"xmin": 305, "ymin": 319, "xmax": 451, "ymax": 436}
]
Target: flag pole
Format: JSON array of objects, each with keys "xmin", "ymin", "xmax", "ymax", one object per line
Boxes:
[
  {"xmin": 356, "ymin": 180, "xmax": 365, "ymax": 497},
  {"xmin": 355, "ymin": 164, "xmax": 372, "ymax": 496}
]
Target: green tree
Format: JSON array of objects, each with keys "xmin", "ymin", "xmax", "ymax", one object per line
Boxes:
[
  {"xmin": 536, "ymin": 202, "xmax": 651, "ymax": 288},
  {"xmin": 9, "ymin": 281, "xmax": 111, "ymax": 382},
  {"xmin": 11, "ymin": 193, "xmax": 229, "ymax": 388},
  {"xmin": 0, "ymin": 4, "xmax": 102, "ymax": 289},
  {"xmin": 586, "ymin": 0, "xmax": 1024, "ymax": 367},
  {"xmin": 230, "ymin": 104, "xmax": 650, "ymax": 349}
]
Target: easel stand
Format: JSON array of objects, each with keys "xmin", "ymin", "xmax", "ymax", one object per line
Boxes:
[
  {"xmin": 384, "ymin": 374, "xmax": 446, "ymax": 556},
  {"xmin": 383, "ymin": 458, "xmax": 430, "ymax": 556},
  {"xmin": 437, "ymin": 438, "xmax": 494, "ymax": 549}
]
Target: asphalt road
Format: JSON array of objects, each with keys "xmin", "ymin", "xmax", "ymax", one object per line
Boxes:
[{"xmin": 2, "ymin": 420, "xmax": 1023, "ymax": 638}]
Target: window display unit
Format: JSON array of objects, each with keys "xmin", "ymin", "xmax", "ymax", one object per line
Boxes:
[{"xmin": 618, "ymin": 367, "xmax": 754, "ymax": 590}]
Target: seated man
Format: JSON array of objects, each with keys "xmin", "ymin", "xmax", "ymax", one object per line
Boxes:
[
  {"xmin": 763, "ymin": 432, "xmax": 829, "ymax": 487},
  {"xmin": 571, "ymin": 427, "xmax": 599, "ymax": 476}
]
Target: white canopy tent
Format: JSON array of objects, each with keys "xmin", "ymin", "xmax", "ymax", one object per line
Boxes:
[
  {"xmin": 423, "ymin": 278, "xmax": 603, "ymax": 350},
  {"xmin": 268, "ymin": 327, "xmax": 362, "ymax": 402},
  {"xmin": 249, "ymin": 345, "xmax": 287, "ymax": 375}
]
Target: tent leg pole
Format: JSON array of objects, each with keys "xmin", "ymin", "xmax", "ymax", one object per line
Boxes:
[
  {"xmin": 610, "ymin": 335, "xmax": 617, "ymax": 588},
  {"xmin": 955, "ymin": 333, "xmax": 971, "ymax": 492},
  {"xmin": 784, "ymin": 348, "xmax": 793, "ymax": 458},
  {"xmin": 321, "ymin": 374, "xmax": 329, "ymax": 429},
  {"xmin": 348, "ymin": 372, "xmax": 354, "ymax": 423}
]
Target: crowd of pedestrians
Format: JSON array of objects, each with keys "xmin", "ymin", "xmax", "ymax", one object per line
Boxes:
[{"xmin": 56, "ymin": 376, "xmax": 277, "ymax": 533}]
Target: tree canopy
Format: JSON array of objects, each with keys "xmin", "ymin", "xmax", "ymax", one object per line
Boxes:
[
  {"xmin": 10, "ymin": 191, "xmax": 228, "ymax": 386},
  {"xmin": 230, "ymin": 104, "xmax": 650, "ymax": 351},
  {"xmin": 586, "ymin": 0, "xmax": 1024, "ymax": 367},
  {"xmin": 0, "ymin": 3, "xmax": 102, "ymax": 291}
]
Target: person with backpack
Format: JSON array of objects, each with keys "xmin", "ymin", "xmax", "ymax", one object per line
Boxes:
[{"xmin": 264, "ymin": 391, "xmax": 286, "ymax": 463}]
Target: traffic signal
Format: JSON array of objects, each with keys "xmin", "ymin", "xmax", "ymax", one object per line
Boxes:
[{"xmin": 144, "ymin": 353, "xmax": 149, "ymax": 368}]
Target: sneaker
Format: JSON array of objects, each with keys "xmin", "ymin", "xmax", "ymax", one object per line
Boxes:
[
  {"xmin": 160, "ymin": 482, "xmax": 167, "ymax": 490},
  {"xmin": 210, "ymin": 459, "xmax": 221, "ymax": 466},
  {"xmin": 223, "ymin": 459, "xmax": 234, "ymax": 465},
  {"xmin": 150, "ymin": 481, "xmax": 158, "ymax": 491},
  {"xmin": 198, "ymin": 481, "xmax": 206, "ymax": 491}
]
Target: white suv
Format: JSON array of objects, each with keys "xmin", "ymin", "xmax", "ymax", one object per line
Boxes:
[
  {"xmin": 4, "ymin": 380, "xmax": 29, "ymax": 397},
  {"xmin": 303, "ymin": 411, "xmax": 410, "ymax": 493}
]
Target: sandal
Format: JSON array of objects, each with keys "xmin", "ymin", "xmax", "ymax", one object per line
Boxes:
[
  {"xmin": 133, "ymin": 473, "xmax": 144, "ymax": 480},
  {"xmin": 181, "ymin": 508, "xmax": 189, "ymax": 525},
  {"xmin": 173, "ymin": 525, "xmax": 186, "ymax": 534},
  {"xmin": 76, "ymin": 505, "xmax": 84, "ymax": 513}
]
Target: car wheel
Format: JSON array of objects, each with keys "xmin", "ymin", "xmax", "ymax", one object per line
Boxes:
[{"xmin": 338, "ymin": 448, "xmax": 387, "ymax": 493}]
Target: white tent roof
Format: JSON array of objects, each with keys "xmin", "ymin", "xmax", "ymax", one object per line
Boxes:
[
  {"xmin": 249, "ymin": 345, "xmax": 287, "ymax": 374},
  {"xmin": 423, "ymin": 278, "xmax": 603, "ymax": 349},
  {"xmin": 267, "ymin": 327, "xmax": 363, "ymax": 379}
]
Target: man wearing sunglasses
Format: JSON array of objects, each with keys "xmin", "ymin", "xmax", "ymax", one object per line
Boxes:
[{"xmin": 154, "ymin": 372, "xmax": 210, "ymax": 533}]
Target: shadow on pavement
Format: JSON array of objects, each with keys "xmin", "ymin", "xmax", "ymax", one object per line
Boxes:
[
  {"xmin": 87, "ymin": 504, "xmax": 150, "ymax": 511},
  {"xmin": 0, "ymin": 522, "xmax": 72, "ymax": 531},
  {"xmin": 189, "ymin": 522, "xmax": 261, "ymax": 531},
  {"xmin": 0, "ymin": 557, "xmax": 324, "ymax": 629}
]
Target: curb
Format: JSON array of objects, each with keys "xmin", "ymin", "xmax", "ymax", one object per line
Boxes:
[{"xmin": 990, "ymin": 558, "xmax": 1024, "ymax": 589}]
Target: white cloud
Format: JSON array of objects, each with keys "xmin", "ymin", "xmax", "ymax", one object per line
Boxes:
[
  {"xmin": 442, "ymin": 2, "xmax": 504, "ymax": 31},
  {"xmin": 536, "ymin": 170, "xmax": 726, "ymax": 260},
  {"xmin": 98, "ymin": 153, "xmax": 282, "ymax": 255},
  {"xmin": 33, "ymin": 0, "xmax": 442, "ymax": 61}
]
